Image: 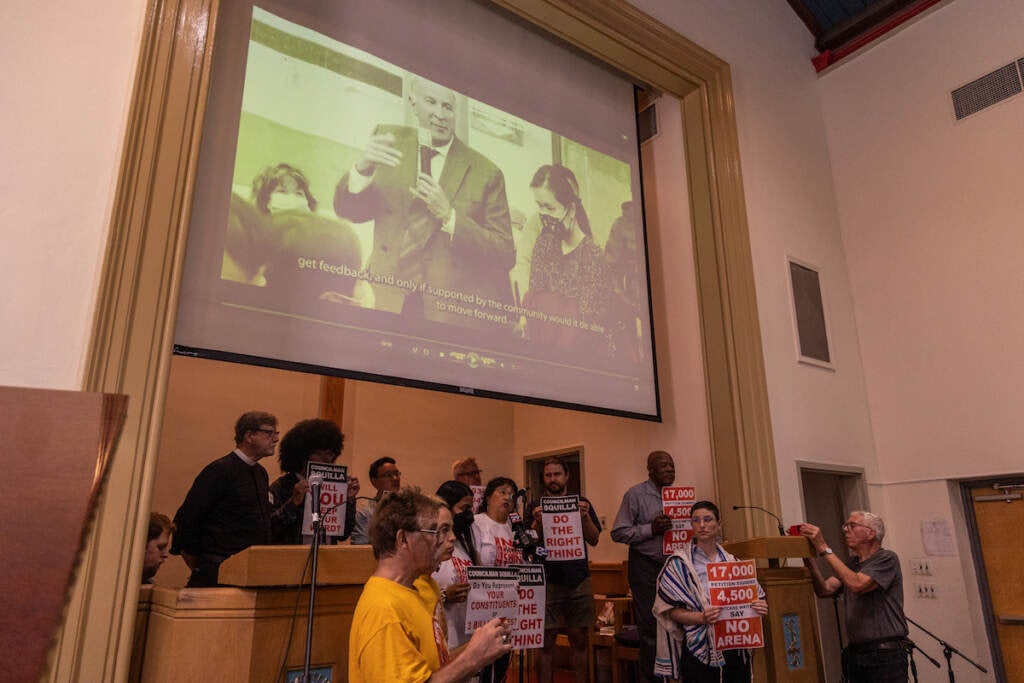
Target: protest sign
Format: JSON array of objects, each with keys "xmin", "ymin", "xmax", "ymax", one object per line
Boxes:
[
  {"xmin": 662, "ymin": 485, "xmax": 696, "ymax": 554},
  {"xmin": 511, "ymin": 565, "xmax": 545, "ymax": 649},
  {"xmin": 302, "ymin": 462, "xmax": 348, "ymax": 541},
  {"xmin": 707, "ymin": 559, "xmax": 764, "ymax": 651},
  {"xmin": 540, "ymin": 496, "xmax": 585, "ymax": 562},
  {"xmin": 465, "ymin": 566, "xmax": 519, "ymax": 633}
]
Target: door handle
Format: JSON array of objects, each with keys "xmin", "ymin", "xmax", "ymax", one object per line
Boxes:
[{"xmin": 997, "ymin": 614, "xmax": 1024, "ymax": 625}]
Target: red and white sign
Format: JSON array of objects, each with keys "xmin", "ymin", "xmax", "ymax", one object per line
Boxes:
[
  {"xmin": 541, "ymin": 496, "xmax": 585, "ymax": 562},
  {"xmin": 512, "ymin": 565, "xmax": 546, "ymax": 649},
  {"xmin": 465, "ymin": 566, "xmax": 519, "ymax": 633},
  {"xmin": 302, "ymin": 462, "xmax": 349, "ymax": 540},
  {"xmin": 707, "ymin": 559, "xmax": 764, "ymax": 651},
  {"xmin": 662, "ymin": 485, "xmax": 696, "ymax": 555}
]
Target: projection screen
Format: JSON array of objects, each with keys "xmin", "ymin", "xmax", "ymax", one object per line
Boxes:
[{"xmin": 174, "ymin": 0, "xmax": 661, "ymax": 419}]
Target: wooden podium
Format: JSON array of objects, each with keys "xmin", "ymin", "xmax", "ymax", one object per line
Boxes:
[
  {"xmin": 722, "ymin": 536, "xmax": 825, "ymax": 683},
  {"xmin": 133, "ymin": 545, "xmax": 374, "ymax": 682}
]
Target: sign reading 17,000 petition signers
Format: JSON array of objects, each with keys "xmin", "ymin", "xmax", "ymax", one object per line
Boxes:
[
  {"xmin": 707, "ymin": 559, "xmax": 764, "ymax": 651},
  {"xmin": 662, "ymin": 485, "xmax": 696, "ymax": 555}
]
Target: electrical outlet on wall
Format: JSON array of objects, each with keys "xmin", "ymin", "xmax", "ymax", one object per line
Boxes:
[
  {"xmin": 914, "ymin": 582, "xmax": 938, "ymax": 599},
  {"xmin": 910, "ymin": 558, "xmax": 934, "ymax": 575}
]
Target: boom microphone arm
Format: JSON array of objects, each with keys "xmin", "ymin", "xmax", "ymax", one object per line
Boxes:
[{"xmin": 732, "ymin": 504, "xmax": 786, "ymax": 536}]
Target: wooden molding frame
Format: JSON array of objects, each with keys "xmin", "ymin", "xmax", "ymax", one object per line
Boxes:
[{"xmin": 57, "ymin": 1, "xmax": 779, "ymax": 680}]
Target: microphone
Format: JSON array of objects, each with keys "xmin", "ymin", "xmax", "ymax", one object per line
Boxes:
[
  {"xmin": 308, "ymin": 474, "xmax": 324, "ymax": 522},
  {"xmin": 732, "ymin": 505, "xmax": 785, "ymax": 536}
]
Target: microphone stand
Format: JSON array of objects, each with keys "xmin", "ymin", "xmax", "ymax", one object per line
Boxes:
[
  {"xmin": 905, "ymin": 638, "xmax": 941, "ymax": 682},
  {"xmin": 301, "ymin": 510, "xmax": 323, "ymax": 682},
  {"xmin": 511, "ymin": 492, "xmax": 528, "ymax": 683},
  {"xmin": 731, "ymin": 504, "xmax": 785, "ymax": 537},
  {"xmin": 906, "ymin": 616, "xmax": 987, "ymax": 682}
]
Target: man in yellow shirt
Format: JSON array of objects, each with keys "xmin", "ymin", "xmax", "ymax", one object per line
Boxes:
[{"xmin": 349, "ymin": 487, "xmax": 511, "ymax": 682}]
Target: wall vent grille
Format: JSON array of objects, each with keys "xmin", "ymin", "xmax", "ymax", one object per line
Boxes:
[{"xmin": 951, "ymin": 61, "xmax": 1022, "ymax": 121}]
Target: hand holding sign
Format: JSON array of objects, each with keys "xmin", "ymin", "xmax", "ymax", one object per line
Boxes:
[
  {"xmin": 706, "ymin": 559, "xmax": 765, "ymax": 650},
  {"xmin": 541, "ymin": 496, "xmax": 585, "ymax": 561},
  {"xmin": 302, "ymin": 462, "xmax": 349, "ymax": 539},
  {"xmin": 662, "ymin": 485, "xmax": 696, "ymax": 554}
]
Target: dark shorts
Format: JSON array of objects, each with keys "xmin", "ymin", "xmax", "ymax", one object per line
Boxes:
[{"xmin": 545, "ymin": 576, "xmax": 595, "ymax": 630}]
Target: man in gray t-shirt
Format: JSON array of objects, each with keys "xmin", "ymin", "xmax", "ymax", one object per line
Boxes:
[{"xmin": 801, "ymin": 511, "xmax": 909, "ymax": 683}]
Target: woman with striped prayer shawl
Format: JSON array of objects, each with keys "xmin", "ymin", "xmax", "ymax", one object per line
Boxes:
[{"xmin": 652, "ymin": 501, "xmax": 768, "ymax": 682}]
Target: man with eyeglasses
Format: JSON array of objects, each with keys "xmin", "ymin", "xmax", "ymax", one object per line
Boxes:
[
  {"xmin": 171, "ymin": 411, "xmax": 280, "ymax": 587},
  {"xmin": 451, "ymin": 457, "xmax": 483, "ymax": 487},
  {"xmin": 350, "ymin": 486, "xmax": 512, "ymax": 682},
  {"xmin": 351, "ymin": 456, "xmax": 403, "ymax": 545},
  {"xmin": 799, "ymin": 511, "xmax": 909, "ymax": 683}
]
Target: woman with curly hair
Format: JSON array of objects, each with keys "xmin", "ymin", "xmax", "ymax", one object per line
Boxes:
[{"xmin": 269, "ymin": 418, "xmax": 360, "ymax": 544}]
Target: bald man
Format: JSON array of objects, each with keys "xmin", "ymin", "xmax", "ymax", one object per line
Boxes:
[
  {"xmin": 611, "ymin": 450, "xmax": 676, "ymax": 682},
  {"xmin": 334, "ymin": 77, "xmax": 514, "ymax": 324}
]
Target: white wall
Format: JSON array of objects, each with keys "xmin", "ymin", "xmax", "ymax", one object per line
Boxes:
[
  {"xmin": 630, "ymin": 0, "xmax": 880, "ymax": 522},
  {"xmin": 817, "ymin": 0, "xmax": 1024, "ymax": 677},
  {"xmin": 820, "ymin": 0, "xmax": 1024, "ymax": 484},
  {"xmin": 0, "ymin": 1, "xmax": 146, "ymax": 389}
]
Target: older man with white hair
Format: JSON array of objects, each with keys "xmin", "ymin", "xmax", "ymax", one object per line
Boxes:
[
  {"xmin": 800, "ymin": 511, "xmax": 909, "ymax": 683},
  {"xmin": 333, "ymin": 76, "xmax": 514, "ymax": 323}
]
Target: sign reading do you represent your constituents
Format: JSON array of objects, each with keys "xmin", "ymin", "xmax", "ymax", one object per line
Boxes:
[{"xmin": 465, "ymin": 567, "xmax": 519, "ymax": 633}]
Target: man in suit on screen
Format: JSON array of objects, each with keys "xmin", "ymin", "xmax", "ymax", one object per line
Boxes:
[{"xmin": 333, "ymin": 77, "xmax": 514, "ymax": 326}]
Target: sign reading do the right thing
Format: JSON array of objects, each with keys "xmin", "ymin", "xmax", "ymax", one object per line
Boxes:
[{"xmin": 540, "ymin": 495, "xmax": 585, "ymax": 562}]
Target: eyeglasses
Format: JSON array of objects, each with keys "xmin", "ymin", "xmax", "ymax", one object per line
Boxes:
[
  {"xmin": 842, "ymin": 521, "xmax": 868, "ymax": 531},
  {"xmin": 691, "ymin": 515, "xmax": 717, "ymax": 525},
  {"xmin": 457, "ymin": 469, "xmax": 482, "ymax": 477},
  {"xmin": 254, "ymin": 428, "xmax": 280, "ymax": 438},
  {"xmin": 413, "ymin": 525, "xmax": 454, "ymax": 544},
  {"xmin": 376, "ymin": 471, "xmax": 402, "ymax": 480}
]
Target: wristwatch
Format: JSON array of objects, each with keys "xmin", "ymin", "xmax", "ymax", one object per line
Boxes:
[{"xmin": 818, "ymin": 546, "xmax": 834, "ymax": 557}]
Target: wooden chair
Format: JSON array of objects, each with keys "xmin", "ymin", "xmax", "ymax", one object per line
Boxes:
[{"xmin": 589, "ymin": 594, "xmax": 637, "ymax": 683}]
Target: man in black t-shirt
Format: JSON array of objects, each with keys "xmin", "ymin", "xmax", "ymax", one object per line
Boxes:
[
  {"xmin": 171, "ymin": 411, "xmax": 279, "ymax": 587},
  {"xmin": 801, "ymin": 511, "xmax": 909, "ymax": 683},
  {"xmin": 528, "ymin": 458, "xmax": 601, "ymax": 683}
]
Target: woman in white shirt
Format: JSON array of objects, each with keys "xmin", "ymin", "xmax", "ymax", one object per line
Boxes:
[
  {"xmin": 471, "ymin": 477, "xmax": 523, "ymax": 682},
  {"xmin": 432, "ymin": 481, "xmax": 480, "ymax": 649}
]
